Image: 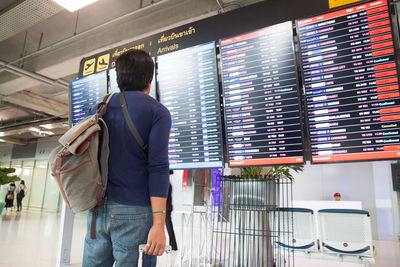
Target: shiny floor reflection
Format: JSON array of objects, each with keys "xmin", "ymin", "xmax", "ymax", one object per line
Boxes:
[{"xmin": 0, "ymin": 209, "xmax": 399, "ymax": 267}]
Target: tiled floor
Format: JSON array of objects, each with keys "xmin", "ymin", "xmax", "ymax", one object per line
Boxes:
[{"xmin": 1, "ymin": 209, "xmax": 399, "ymax": 266}]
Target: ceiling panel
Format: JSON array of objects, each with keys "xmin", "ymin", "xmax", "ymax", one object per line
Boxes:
[
  {"xmin": 76, "ymin": 0, "xmax": 141, "ymax": 33},
  {"xmin": 0, "ymin": 0, "xmax": 63, "ymax": 42},
  {"xmin": 0, "ymin": 71, "xmax": 20, "ymax": 83},
  {"xmin": 24, "ymin": 84, "xmax": 63, "ymax": 97},
  {"xmin": 0, "ymin": 0, "xmax": 20, "ymax": 13},
  {"xmin": 51, "ymin": 93, "xmax": 68, "ymax": 104},
  {"xmin": 0, "ymin": 107, "xmax": 36, "ymax": 125}
]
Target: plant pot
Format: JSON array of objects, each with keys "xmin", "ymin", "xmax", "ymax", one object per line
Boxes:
[
  {"xmin": 226, "ymin": 178, "xmax": 277, "ymax": 266},
  {"xmin": 229, "ymin": 178, "xmax": 277, "ymax": 211}
]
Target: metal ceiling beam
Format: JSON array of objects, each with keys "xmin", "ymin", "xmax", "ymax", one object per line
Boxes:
[
  {"xmin": 0, "ymin": 60, "xmax": 69, "ymax": 89},
  {"xmin": 215, "ymin": 0, "xmax": 225, "ymax": 12},
  {"xmin": 0, "ymin": 91, "xmax": 69, "ymax": 117},
  {"xmin": 0, "ymin": 118, "xmax": 66, "ymax": 146},
  {"xmin": 0, "ymin": 117, "xmax": 67, "ymax": 131},
  {"xmin": 0, "ymin": 136, "xmax": 27, "ymax": 145}
]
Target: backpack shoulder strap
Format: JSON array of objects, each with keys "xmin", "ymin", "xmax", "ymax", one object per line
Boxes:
[
  {"xmin": 97, "ymin": 93, "xmax": 115, "ymax": 117},
  {"xmin": 119, "ymin": 92, "xmax": 148, "ymax": 157},
  {"xmin": 97, "ymin": 94, "xmax": 114, "ymax": 194}
]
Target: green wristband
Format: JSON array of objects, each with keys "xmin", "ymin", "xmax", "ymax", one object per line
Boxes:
[{"xmin": 152, "ymin": 210, "xmax": 166, "ymax": 214}]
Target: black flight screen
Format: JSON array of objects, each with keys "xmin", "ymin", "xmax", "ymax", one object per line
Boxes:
[
  {"xmin": 70, "ymin": 71, "xmax": 107, "ymax": 125},
  {"xmin": 158, "ymin": 42, "xmax": 224, "ymax": 169},
  {"xmin": 220, "ymin": 21, "xmax": 305, "ymax": 167},
  {"xmin": 297, "ymin": 0, "xmax": 400, "ymax": 163}
]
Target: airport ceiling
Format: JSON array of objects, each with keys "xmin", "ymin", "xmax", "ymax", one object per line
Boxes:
[{"xmin": 0, "ymin": 0, "xmax": 262, "ymax": 145}]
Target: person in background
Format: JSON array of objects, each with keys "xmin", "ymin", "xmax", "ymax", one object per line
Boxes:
[
  {"xmin": 5, "ymin": 182, "xmax": 16, "ymax": 211},
  {"xmin": 82, "ymin": 50, "xmax": 171, "ymax": 267},
  {"xmin": 16, "ymin": 180, "xmax": 26, "ymax": 212},
  {"xmin": 334, "ymin": 192, "xmax": 341, "ymax": 201}
]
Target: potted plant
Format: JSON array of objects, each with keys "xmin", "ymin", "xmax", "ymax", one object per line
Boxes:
[
  {"xmin": 233, "ymin": 165, "xmax": 304, "ymax": 209},
  {"xmin": 224, "ymin": 165, "xmax": 304, "ymax": 266},
  {"xmin": 0, "ymin": 168, "xmax": 21, "ymax": 214}
]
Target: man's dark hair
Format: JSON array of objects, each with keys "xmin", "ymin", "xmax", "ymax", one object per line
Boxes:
[{"xmin": 115, "ymin": 50, "xmax": 154, "ymax": 91}]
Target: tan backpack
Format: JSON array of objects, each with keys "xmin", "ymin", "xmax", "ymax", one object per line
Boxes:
[
  {"xmin": 48, "ymin": 93, "xmax": 147, "ymax": 239},
  {"xmin": 48, "ymin": 94, "xmax": 112, "ymax": 238}
]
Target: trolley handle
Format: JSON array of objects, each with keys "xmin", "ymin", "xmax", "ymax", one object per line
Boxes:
[{"xmin": 138, "ymin": 244, "xmax": 172, "ymax": 254}]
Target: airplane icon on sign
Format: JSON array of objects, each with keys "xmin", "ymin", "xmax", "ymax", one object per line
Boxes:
[
  {"xmin": 83, "ymin": 58, "xmax": 96, "ymax": 75},
  {"xmin": 85, "ymin": 61, "xmax": 94, "ymax": 71}
]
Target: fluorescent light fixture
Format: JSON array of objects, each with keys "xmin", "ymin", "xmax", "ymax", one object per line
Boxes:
[
  {"xmin": 40, "ymin": 124, "xmax": 54, "ymax": 129},
  {"xmin": 52, "ymin": 0, "xmax": 99, "ymax": 12},
  {"xmin": 29, "ymin": 127, "xmax": 55, "ymax": 136},
  {"xmin": 0, "ymin": 138, "xmax": 4, "ymax": 142},
  {"xmin": 0, "ymin": 132, "xmax": 4, "ymax": 137},
  {"xmin": 43, "ymin": 131, "xmax": 55, "ymax": 136},
  {"xmin": 29, "ymin": 127, "xmax": 41, "ymax": 133}
]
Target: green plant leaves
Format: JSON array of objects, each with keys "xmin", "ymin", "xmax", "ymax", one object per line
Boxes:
[
  {"xmin": 0, "ymin": 168, "xmax": 21, "ymax": 185},
  {"xmin": 241, "ymin": 165, "xmax": 304, "ymax": 179},
  {"xmin": 266, "ymin": 165, "xmax": 304, "ymax": 180},
  {"xmin": 242, "ymin": 167, "xmax": 263, "ymax": 178}
]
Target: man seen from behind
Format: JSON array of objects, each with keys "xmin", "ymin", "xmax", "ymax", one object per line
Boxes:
[{"xmin": 82, "ymin": 50, "xmax": 171, "ymax": 267}]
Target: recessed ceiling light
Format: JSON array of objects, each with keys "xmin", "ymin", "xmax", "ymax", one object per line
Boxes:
[
  {"xmin": 43, "ymin": 131, "xmax": 55, "ymax": 136},
  {"xmin": 29, "ymin": 127, "xmax": 41, "ymax": 133},
  {"xmin": 29, "ymin": 127, "xmax": 54, "ymax": 136},
  {"xmin": 40, "ymin": 124, "xmax": 54, "ymax": 129},
  {"xmin": 52, "ymin": 0, "xmax": 99, "ymax": 12}
]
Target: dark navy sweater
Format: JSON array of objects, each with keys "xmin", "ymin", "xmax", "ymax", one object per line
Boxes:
[{"xmin": 89, "ymin": 91, "xmax": 171, "ymax": 206}]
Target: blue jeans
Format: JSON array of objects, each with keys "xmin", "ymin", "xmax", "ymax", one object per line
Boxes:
[{"xmin": 82, "ymin": 200, "xmax": 156, "ymax": 267}]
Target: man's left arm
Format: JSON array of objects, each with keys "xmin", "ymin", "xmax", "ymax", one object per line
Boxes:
[
  {"xmin": 144, "ymin": 107, "xmax": 171, "ymax": 256},
  {"xmin": 145, "ymin": 197, "xmax": 167, "ymax": 256}
]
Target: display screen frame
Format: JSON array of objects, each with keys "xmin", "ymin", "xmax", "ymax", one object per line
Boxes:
[
  {"xmin": 70, "ymin": 70, "xmax": 108, "ymax": 126},
  {"xmin": 158, "ymin": 41, "xmax": 225, "ymax": 170},
  {"xmin": 296, "ymin": 0, "xmax": 400, "ymax": 164},
  {"xmin": 219, "ymin": 21, "xmax": 306, "ymax": 167}
]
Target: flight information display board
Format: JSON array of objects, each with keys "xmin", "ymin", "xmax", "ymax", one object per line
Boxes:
[
  {"xmin": 109, "ymin": 67, "xmax": 157, "ymax": 99},
  {"xmin": 297, "ymin": 0, "xmax": 400, "ymax": 163},
  {"xmin": 220, "ymin": 21, "xmax": 305, "ymax": 167},
  {"xmin": 158, "ymin": 42, "xmax": 224, "ymax": 169},
  {"xmin": 70, "ymin": 71, "xmax": 107, "ymax": 125}
]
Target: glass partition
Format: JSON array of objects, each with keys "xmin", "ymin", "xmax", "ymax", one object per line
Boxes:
[
  {"xmin": 0, "ymin": 160, "xmax": 61, "ymax": 213},
  {"xmin": 42, "ymin": 166, "xmax": 61, "ymax": 213},
  {"xmin": 20, "ymin": 160, "xmax": 34, "ymax": 208},
  {"xmin": 29, "ymin": 160, "xmax": 48, "ymax": 210}
]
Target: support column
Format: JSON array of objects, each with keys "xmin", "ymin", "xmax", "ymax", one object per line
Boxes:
[{"xmin": 56, "ymin": 203, "xmax": 75, "ymax": 267}]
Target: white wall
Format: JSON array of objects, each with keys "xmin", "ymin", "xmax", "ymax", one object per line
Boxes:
[
  {"xmin": 372, "ymin": 161, "xmax": 397, "ymax": 240},
  {"xmin": 0, "ymin": 143, "xmax": 13, "ymax": 162},
  {"xmin": 292, "ymin": 161, "xmax": 397, "ymax": 241}
]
